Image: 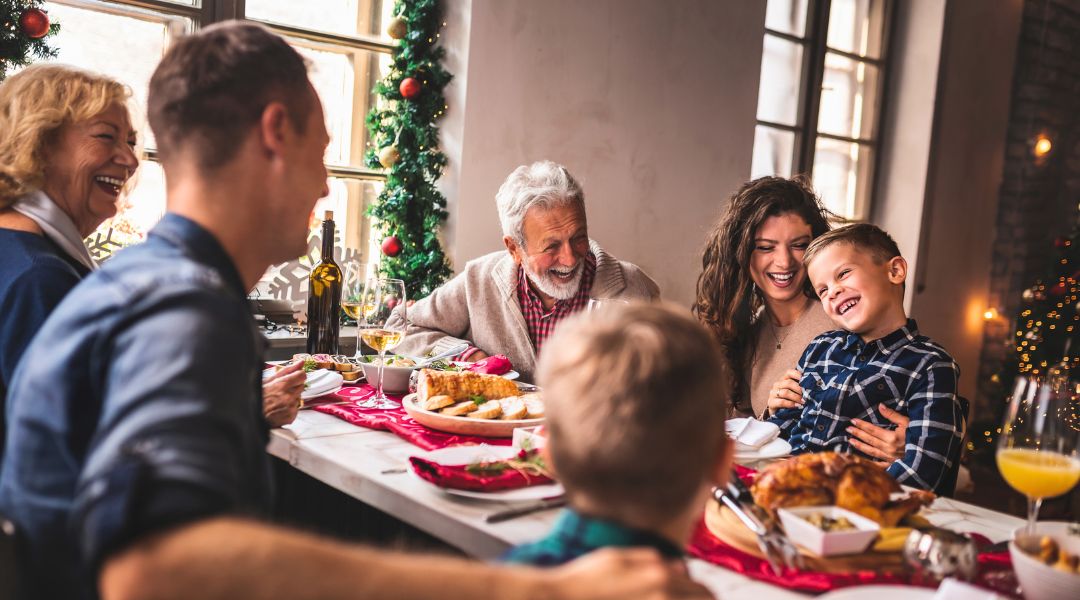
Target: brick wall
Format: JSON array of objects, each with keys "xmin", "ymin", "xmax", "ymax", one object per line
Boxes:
[{"xmin": 976, "ymin": 0, "xmax": 1080, "ymax": 415}]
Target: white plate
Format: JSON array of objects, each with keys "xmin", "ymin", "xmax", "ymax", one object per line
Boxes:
[
  {"xmin": 410, "ymin": 445, "xmax": 564, "ymax": 502},
  {"xmin": 818, "ymin": 585, "xmax": 935, "ymax": 600},
  {"xmin": 733, "ymin": 437, "xmax": 792, "ymax": 461},
  {"xmin": 449, "ymin": 361, "xmax": 520, "ymax": 381}
]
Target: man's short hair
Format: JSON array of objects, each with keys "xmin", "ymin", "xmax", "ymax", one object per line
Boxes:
[
  {"xmin": 536, "ymin": 302, "xmax": 728, "ymax": 525},
  {"xmin": 804, "ymin": 223, "xmax": 902, "ymax": 267},
  {"xmin": 147, "ymin": 21, "xmax": 311, "ymax": 173},
  {"xmin": 496, "ymin": 161, "xmax": 585, "ymax": 245}
]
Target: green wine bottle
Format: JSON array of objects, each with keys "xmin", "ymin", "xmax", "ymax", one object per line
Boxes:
[{"xmin": 306, "ymin": 211, "xmax": 342, "ymax": 354}]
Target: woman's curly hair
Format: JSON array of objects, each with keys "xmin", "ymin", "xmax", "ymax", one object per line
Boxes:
[
  {"xmin": 692, "ymin": 175, "xmax": 834, "ymax": 414},
  {"xmin": 0, "ymin": 64, "xmax": 131, "ymax": 208}
]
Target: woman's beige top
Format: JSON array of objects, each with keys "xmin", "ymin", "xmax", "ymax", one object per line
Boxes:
[{"xmin": 747, "ymin": 301, "xmax": 836, "ymax": 418}]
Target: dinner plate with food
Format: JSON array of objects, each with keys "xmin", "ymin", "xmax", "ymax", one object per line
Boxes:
[
  {"xmin": 409, "ymin": 445, "xmax": 564, "ymax": 502},
  {"xmin": 401, "ymin": 369, "xmax": 545, "ymax": 438}
]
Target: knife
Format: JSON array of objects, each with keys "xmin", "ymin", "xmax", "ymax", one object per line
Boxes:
[{"xmin": 485, "ymin": 496, "xmax": 566, "ymax": 523}]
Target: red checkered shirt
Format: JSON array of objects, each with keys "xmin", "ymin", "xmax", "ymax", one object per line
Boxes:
[{"xmin": 517, "ymin": 252, "xmax": 596, "ymax": 355}]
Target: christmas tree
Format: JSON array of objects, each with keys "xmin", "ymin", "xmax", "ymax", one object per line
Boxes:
[
  {"xmin": 365, "ymin": 0, "xmax": 452, "ymax": 300},
  {"xmin": 0, "ymin": 1, "xmax": 58, "ymax": 80}
]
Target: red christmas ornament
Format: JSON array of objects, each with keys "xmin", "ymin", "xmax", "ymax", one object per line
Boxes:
[
  {"xmin": 381, "ymin": 235, "xmax": 403, "ymax": 257},
  {"xmin": 1049, "ymin": 281, "xmax": 1067, "ymax": 297},
  {"xmin": 399, "ymin": 77, "xmax": 421, "ymax": 100},
  {"xmin": 19, "ymin": 8, "xmax": 50, "ymax": 39},
  {"xmin": 1053, "ymin": 237, "xmax": 1069, "ymax": 249}
]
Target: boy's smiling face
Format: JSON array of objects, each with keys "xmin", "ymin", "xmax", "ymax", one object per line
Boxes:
[{"xmin": 808, "ymin": 242, "xmax": 909, "ymax": 342}]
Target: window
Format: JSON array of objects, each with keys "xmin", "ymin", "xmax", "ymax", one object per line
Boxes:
[
  {"xmin": 751, "ymin": 0, "xmax": 892, "ymax": 220},
  {"xmin": 41, "ymin": 0, "xmax": 393, "ymax": 301}
]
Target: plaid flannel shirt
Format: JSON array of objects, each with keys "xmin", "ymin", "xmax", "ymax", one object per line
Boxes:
[
  {"xmin": 767, "ymin": 319, "xmax": 964, "ymax": 494},
  {"xmin": 516, "ymin": 252, "xmax": 596, "ymax": 354},
  {"xmin": 502, "ymin": 509, "xmax": 684, "ymax": 566}
]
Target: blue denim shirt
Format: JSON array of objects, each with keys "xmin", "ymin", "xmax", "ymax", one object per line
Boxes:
[{"xmin": 0, "ymin": 214, "xmax": 271, "ymax": 599}]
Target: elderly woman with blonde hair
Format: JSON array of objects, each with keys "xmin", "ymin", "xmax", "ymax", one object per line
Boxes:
[{"xmin": 0, "ymin": 65, "xmax": 138, "ymax": 403}]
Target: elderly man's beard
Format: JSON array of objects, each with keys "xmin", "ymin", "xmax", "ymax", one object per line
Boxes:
[{"xmin": 524, "ymin": 260, "xmax": 584, "ymax": 301}]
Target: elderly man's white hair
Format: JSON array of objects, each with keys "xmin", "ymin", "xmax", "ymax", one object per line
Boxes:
[{"xmin": 496, "ymin": 160, "xmax": 585, "ymax": 245}]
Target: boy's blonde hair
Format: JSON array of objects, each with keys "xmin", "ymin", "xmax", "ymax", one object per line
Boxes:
[
  {"xmin": 804, "ymin": 222, "xmax": 902, "ymax": 267},
  {"xmin": 536, "ymin": 302, "xmax": 728, "ymax": 526},
  {"xmin": 0, "ymin": 64, "xmax": 132, "ymax": 207}
]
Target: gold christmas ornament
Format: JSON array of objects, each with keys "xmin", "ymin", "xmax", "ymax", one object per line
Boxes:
[
  {"xmin": 378, "ymin": 145, "xmax": 400, "ymax": 168},
  {"xmin": 387, "ymin": 17, "xmax": 407, "ymax": 40}
]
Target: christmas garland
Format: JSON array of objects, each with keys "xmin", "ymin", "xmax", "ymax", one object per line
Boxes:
[
  {"xmin": 365, "ymin": 0, "xmax": 452, "ymax": 300},
  {"xmin": 0, "ymin": 1, "xmax": 58, "ymax": 80}
]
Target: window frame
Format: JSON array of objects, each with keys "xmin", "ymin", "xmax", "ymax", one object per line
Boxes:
[{"xmin": 755, "ymin": 0, "xmax": 896, "ymax": 220}]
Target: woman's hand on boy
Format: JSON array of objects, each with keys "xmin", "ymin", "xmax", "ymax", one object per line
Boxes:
[
  {"xmin": 766, "ymin": 369, "xmax": 805, "ymax": 417},
  {"xmin": 847, "ymin": 405, "xmax": 910, "ymax": 467}
]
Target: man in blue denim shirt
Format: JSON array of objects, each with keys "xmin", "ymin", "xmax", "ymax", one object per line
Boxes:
[{"xmin": 0, "ymin": 21, "xmax": 710, "ymax": 600}]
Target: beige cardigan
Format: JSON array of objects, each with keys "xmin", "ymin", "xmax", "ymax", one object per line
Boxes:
[{"xmin": 389, "ymin": 241, "xmax": 660, "ymax": 382}]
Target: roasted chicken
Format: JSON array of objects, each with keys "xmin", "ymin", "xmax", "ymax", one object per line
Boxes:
[{"xmin": 751, "ymin": 452, "xmax": 935, "ymax": 526}]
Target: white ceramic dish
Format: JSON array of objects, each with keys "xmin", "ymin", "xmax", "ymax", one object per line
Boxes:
[
  {"xmin": 778, "ymin": 505, "xmax": 881, "ymax": 557},
  {"xmin": 449, "ymin": 361, "xmax": 520, "ymax": 381},
  {"xmin": 300, "ymin": 369, "xmax": 344, "ymax": 400},
  {"xmin": 1010, "ymin": 521, "xmax": 1080, "ymax": 600},
  {"xmin": 359, "ymin": 359, "xmax": 417, "ymax": 394},
  {"xmin": 401, "ymin": 393, "xmax": 544, "ymax": 438},
  {"xmin": 733, "ymin": 437, "xmax": 792, "ymax": 461},
  {"xmin": 410, "ymin": 445, "xmax": 563, "ymax": 501},
  {"xmin": 817, "ymin": 585, "xmax": 934, "ymax": 600}
]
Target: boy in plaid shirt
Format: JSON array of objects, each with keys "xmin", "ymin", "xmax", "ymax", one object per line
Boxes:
[
  {"xmin": 766, "ymin": 224, "xmax": 964, "ymax": 494},
  {"xmin": 504, "ymin": 302, "xmax": 733, "ymax": 566}
]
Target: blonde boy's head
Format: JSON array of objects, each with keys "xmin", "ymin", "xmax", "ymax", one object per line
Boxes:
[{"xmin": 537, "ymin": 302, "xmax": 729, "ymax": 528}]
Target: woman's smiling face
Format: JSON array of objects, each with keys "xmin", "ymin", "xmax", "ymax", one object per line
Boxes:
[
  {"xmin": 749, "ymin": 212, "xmax": 813, "ymax": 309},
  {"xmin": 42, "ymin": 102, "xmax": 139, "ymax": 236}
]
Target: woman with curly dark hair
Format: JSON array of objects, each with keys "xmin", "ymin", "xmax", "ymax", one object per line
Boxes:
[{"xmin": 694, "ymin": 176, "xmax": 908, "ymax": 462}]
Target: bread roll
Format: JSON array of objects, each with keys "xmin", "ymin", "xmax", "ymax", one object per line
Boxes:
[
  {"xmin": 422, "ymin": 394, "xmax": 454, "ymax": 411},
  {"xmin": 468, "ymin": 401, "xmax": 503, "ymax": 420},
  {"xmin": 521, "ymin": 393, "xmax": 545, "ymax": 419},
  {"xmin": 498, "ymin": 397, "xmax": 527, "ymax": 420},
  {"xmin": 441, "ymin": 401, "xmax": 476, "ymax": 417}
]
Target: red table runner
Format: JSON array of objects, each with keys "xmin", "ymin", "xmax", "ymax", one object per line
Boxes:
[{"xmin": 311, "ymin": 385, "xmax": 512, "ymax": 451}]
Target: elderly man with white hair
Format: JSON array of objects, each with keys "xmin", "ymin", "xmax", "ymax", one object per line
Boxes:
[{"xmin": 391, "ymin": 160, "xmax": 659, "ymax": 382}]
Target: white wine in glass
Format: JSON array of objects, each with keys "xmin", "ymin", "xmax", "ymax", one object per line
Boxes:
[
  {"xmin": 341, "ymin": 262, "xmax": 371, "ymax": 359},
  {"xmin": 357, "ymin": 277, "xmax": 406, "ymax": 409},
  {"xmin": 996, "ymin": 374, "xmax": 1080, "ymax": 535}
]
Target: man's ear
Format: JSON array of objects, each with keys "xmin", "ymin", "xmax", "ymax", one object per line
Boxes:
[
  {"xmin": 503, "ymin": 235, "xmax": 524, "ymax": 265},
  {"xmin": 886, "ymin": 256, "xmax": 908, "ymax": 285},
  {"xmin": 259, "ymin": 102, "xmax": 290, "ymax": 161},
  {"xmin": 710, "ymin": 435, "xmax": 735, "ymax": 488}
]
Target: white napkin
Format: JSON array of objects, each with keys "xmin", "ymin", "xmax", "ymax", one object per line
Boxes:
[
  {"xmin": 304, "ymin": 369, "xmax": 343, "ymax": 397},
  {"xmin": 726, "ymin": 418, "xmax": 781, "ymax": 452}
]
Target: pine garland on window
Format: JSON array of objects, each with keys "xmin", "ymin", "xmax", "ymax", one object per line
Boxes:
[
  {"xmin": 365, "ymin": 0, "xmax": 452, "ymax": 300},
  {"xmin": 0, "ymin": 1, "xmax": 58, "ymax": 80}
]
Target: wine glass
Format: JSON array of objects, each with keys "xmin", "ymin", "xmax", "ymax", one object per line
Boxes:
[
  {"xmin": 341, "ymin": 262, "xmax": 371, "ymax": 359},
  {"xmin": 996, "ymin": 374, "xmax": 1080, "ymax": 535},
  {"xmin": 357, "ymin": 278, "xmax": 406, "ymax": 409},
  {"xmin": 586, "ymin": 297, "xmax": 630, "ymax": 312}
]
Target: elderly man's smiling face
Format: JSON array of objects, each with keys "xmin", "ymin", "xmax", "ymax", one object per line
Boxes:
[{"xmin": 506, "ymin": 202, "xmax": 590, "ymax": 305}]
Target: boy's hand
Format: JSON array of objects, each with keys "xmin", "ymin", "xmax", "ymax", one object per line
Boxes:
[
  {"xmin": 847, "ymin": 405, "xmax": 910, "ymax": 467},
  {"xmin": 766, "ymin": 369, "xmax": 805, "ymax": 417}
]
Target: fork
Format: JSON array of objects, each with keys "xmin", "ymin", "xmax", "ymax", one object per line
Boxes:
[
  {"xmin": 712, "ymin": 487, "xmax": 787, "ymax": 575},
  {"xmin": 724, "ymin": 474, "xmax": 802, "ymax": 570}
]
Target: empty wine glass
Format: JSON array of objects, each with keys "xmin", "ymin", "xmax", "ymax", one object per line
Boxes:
[
  {"xmin": 357, "ymin": 277, "xmax": 406, "ymax": 409},
  {"xmin": 996, "ymin": 373, "xmax": 1080, "ymax": 535},
  {"xmin": 586, "ymin": 297, "xmax": 630, "ymax": 312}
]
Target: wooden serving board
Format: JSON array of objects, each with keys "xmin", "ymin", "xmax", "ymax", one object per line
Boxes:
[{"xmin": 703, "ymin": 501, "xmax": 910, "ymax": 574}]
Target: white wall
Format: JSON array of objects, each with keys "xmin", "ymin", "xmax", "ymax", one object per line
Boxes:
[{"xmin": 439, "ymin": 0, "xmax": 766, "ymax": 306}]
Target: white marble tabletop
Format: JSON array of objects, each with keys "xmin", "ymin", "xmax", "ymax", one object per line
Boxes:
[{"xmin": 269, "ymin": 410, "xmax": 1025, "ymax": 599}]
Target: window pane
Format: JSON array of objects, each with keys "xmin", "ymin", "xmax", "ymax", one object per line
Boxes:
[
  {"xmin": 247, "ymin": 0, "xmax": 394, "ymax": 41},
  {"xmin": 818, "ymin": 53, "xmax": 880, "ymax": 140},
  {"xmin": 291, "ymin": 39, "xmax": 388, "ymax": 167},
  {"xmin": 757, "ymin": 35, "xmax": 804, "ymax": 126},
  {"xmin": 87, "ymin": 160, "xmax": 167, "ymax": 261},
  {"xmin": 255, "ymin": 179, "xmax": 383, "ymax": 303},
  {"xmin": 765, "ymin": 0, "xmax": 809, "ymax": 37},
  {"xmin": 751, "ymin": 125, "xmax": 795, "ymax": 179},
  {"xmin": 827, "ymin": 0, "xmax": 886, "ymax": 58},
  {"xmin": 44, "ymin": 1, "xmax": 190, "ymax": 150},
  {"xmin": 812, "ymin": 138, "xmax": 873, "ymax": 219}
]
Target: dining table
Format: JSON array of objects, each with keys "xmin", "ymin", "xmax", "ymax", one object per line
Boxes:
[{"xmin": 268, "ymin": 406, "xmax": 1025, "ymax": 599}]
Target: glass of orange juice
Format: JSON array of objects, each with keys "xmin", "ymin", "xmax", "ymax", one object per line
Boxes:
[{"xmin": 996, "ymin": 375, "xmax": 1080, "ymax": 535}]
